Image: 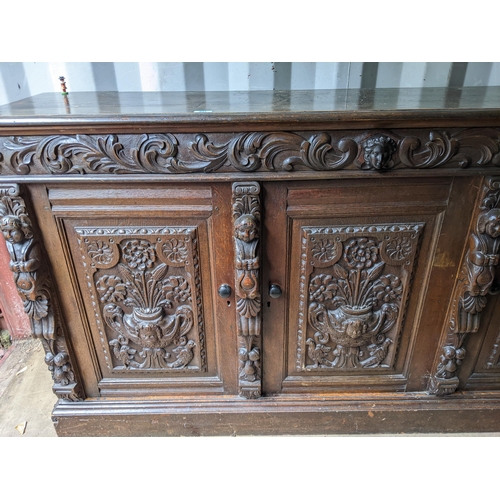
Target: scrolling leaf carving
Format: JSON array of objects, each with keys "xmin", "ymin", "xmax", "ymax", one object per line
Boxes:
[{"xmin": 2, "ymin": 129, "xmax": 499, "ymax": 175}]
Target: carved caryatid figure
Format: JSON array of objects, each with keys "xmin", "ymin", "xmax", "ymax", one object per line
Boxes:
[
  {"xmin": 429, "ymin": 177, "xmax": 500, "ymax": 396},
  {"xmin": 234, "ymin": 214, "xmax": 261, "ymax": 335},
  {"xmin": 234, "ymin": 213, "xmax": 262, "ymax": 386},
  {"xmin": 0, "ymin": 213, "xmax": 54, "ymax": 338},
  {"xmin": 232, "ymin": 182, "xmax": 262, "ymax": 398},
  {"xmin": 362, "ymin": 135, "xmax": 397, "ymax": 170},
  {"xmin": 457, "ymin": 207, "xmax": 500, "ymax": 332},
  {"xmin": 468, "ymin": 209, "xmax": 500, "ymax": 289},
  {"xmin": 0, "ymin": 186, "xmax": 81, "ymax": 399}
]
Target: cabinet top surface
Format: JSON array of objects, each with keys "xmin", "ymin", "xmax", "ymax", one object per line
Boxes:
[{"xmin": 1, "ymin": 88, "xmax": 500, "ymax": 129}]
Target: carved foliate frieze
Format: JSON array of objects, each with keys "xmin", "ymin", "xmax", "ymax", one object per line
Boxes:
[
  {"xmin": 232, "ymin": 182, "xmax": 262, "ymax": 399},
  {"xmin": 297, "ymin": 224, "xmax": 423, "ymax": 372},
  {"xmin": 76, "ymin": 226, "xmax": 206, "ymax": 372},
  {"xmin": 0, "ymin": 184, "xmax": 83, "ymax": 400},
  {"xmin": 429, "ymin": 177, "xmax": 500, "ymax": 395},
  {"xmin": 1, "ymin": 128, "xmax": 500, "ymax": 175}
]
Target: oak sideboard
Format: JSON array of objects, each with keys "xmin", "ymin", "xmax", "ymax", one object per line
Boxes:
[{"xmin": 0, "ymin": 88, "xmax": 499, "ymax": 436}]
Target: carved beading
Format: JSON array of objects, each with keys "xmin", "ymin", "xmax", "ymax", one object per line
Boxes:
[
  {"xmin": 232, "ymin": 182, "xmax": 262, "ymax": 399},
  {"xmin": 297, "ymin": 224, "xmax": 423, "ymax": 372},
  {"xmin": 0, "ymin": 183, "xmax": 83, "ymax": 400},
  {"xmin": 429, "ymin": 177, "xmax": 500, "ymax": 395}
]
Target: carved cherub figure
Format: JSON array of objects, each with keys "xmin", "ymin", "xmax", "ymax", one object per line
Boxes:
[
  {"xmin": 363, "ymin": 135, "xmax": 397, "ymax": 170},
  {"xmin": 479, "ymin": 208, "xmax": 500, "ymax": 239},
  {"xmin": 0, "ymin": 214, "xmax": 41, "ymax": 302},
  {"xmin": 235, "ymin": 214, "xmax": 259, "ymax": 243},
  {"xmin": 234, "ymin": 214, "xmax": 261, "ymax": 338},
  {"xmin": 234, "ymin": 214, "xmax": 260, "ymax": 298}
]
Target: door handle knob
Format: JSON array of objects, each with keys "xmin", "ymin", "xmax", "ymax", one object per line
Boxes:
[
  {"xmin": 218, "ymin": 284, "xmax": 232, "ymax": 298},
  {"xmin": 269, "ymin": 284, "xmax": 282, "ymax": 299}
]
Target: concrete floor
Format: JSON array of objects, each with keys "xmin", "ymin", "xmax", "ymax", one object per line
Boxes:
[{"xmin": 0, "ymin": 339, "xmax": 57, "ymax": 437}]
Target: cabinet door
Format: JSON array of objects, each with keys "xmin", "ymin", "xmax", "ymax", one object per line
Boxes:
[
  {"xmin": 30, "ymin": 182, "xmax": 238, "ymax": 398},
  {"xmin": 262, "ymin": 177, "xmax": 481, "ymax": 395}
]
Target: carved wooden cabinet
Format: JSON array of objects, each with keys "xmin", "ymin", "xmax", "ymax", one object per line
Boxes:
[{"xmin": 1, "ymin": 89, "xmax": 500, "ymax": 435}]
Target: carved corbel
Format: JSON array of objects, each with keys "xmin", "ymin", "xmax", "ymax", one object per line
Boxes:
[
  {"xmin": 0, "ymin": 183, "xmax": 83, "ymax": 400},
  {"xmin": 232, "ymin": 182, "xmax": 262, "ymax": 399},
  {"xmin": 428, "ymin": 176, "xmax": 500, "ymax": 396}
]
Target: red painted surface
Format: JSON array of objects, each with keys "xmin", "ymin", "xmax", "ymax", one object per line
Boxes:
[{"xmin": 0, "ymin": 236, "xmax": 31, "ymax": 338}]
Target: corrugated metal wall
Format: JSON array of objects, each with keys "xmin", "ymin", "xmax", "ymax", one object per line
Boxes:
[{"xmin": 1, "ymin": 62, "xmax": 499, "ymax": 107}]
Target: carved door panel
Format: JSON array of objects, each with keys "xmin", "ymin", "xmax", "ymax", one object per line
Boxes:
[
  {"xmin": 262, "ymin": 177, "xmax": 482, "ymax": 395},
  {"xmin": 31, "ymin": 182, "xmax": 236, "ymax": 398}
]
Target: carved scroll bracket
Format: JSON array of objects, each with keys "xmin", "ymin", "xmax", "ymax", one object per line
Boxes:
[
  {"xmin": 232, "ymin": 181, "xmax": 262, "ymax": 399},
  {"xmin": 0, "ymin": 183, "xmax": 83, "ymax": 400},
  {"xmin": 428, "ymin": 176, "xmax": 500, "ymax": 396}
]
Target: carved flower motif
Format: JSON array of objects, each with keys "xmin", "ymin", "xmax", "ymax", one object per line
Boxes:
[
  {"xmin": 121, "ymin": 240, "xmax": 156, "ymax": 270},
  {"xmin": 162, "ymin": 239, "xmax": 189, "ymax": 264},
  {"xmin": 311, "ymin": 238, "xmax": 338, "ymax": 263},
  {"xmin": 309, "ymin": 274, "xmax": 337, "ymax": 303},
  {"xmin": 344, "ymin": 238, "xmax": 379, "ymax": 269},
  {"xmin": 385, "ymin": 236, "xmax": 413, "ymax": 260},
  {"xmin": 373, "ymin": 275, "xmax": 402, "ymax": 305},
  {"xmin": 162, "ymin": 276, "xmax": 191, "ymax": 303},
  {"xmin": 87, "ymin": 240, "xmax": 114, "ymax": 265},
  {"xmin": 96, "ymin": 275, "xmax": 127, "ymax": 303}
]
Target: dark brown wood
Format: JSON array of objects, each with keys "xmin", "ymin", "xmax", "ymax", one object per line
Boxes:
[
  {"xmin": 52, "ymin": 395, "xmax": 500, "ymax": 436},
  {"xmin": 428, "ymin": 177, "xmax": 500, "ymax": 395},
  {"xmin": 1, "ymin": 88, "xmax": 500, "ymax": 134},
  {"xmin": 1, "ymin": 88, "xmax": 500, "ymax": 435},
  {"xmin": 1, "ymin": 128, "xmax": 499, "ymax": 176},
  {"xmin": 232, "ymin": 181, "xmax": 262, "ymax": 399}
]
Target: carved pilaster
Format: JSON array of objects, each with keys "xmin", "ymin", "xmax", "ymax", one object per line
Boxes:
[
  {"xmin": 428, "ymin": 176, "xmax": 500, "ymax": 395},
  {"xmin": 0, "ymin": 184, "xmax": 83, "ymax": 400},
  {"xmin": 232, "ymin": 182, "xmax": 262, "ymax": 399}
]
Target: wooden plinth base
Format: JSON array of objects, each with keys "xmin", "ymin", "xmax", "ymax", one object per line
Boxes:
[{"xmin": 52, "ymin": 393, "xmax": 500, "ymax": 436}]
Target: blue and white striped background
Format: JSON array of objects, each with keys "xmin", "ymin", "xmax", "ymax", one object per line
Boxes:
[{"xmin": 1, "ymin": 62, "xmax": 499, "ymax": 107}]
